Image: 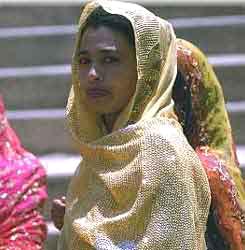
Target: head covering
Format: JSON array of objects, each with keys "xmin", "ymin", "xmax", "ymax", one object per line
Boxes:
[
  {"xmin": 58, "ymin": 1, "xmax": 211, "ymax": 249},
  {"xmin": 66, "ymin": 0, "xmax": 177, "ymax": 145},
  {"xmin": 174, "ymin": 39, "xmax": 244, "ymax": 249}
]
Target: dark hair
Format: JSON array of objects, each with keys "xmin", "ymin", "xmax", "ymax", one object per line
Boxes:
[{"xmin": 84, "ymin": 7, "xmax": 135, "ymax": 48}]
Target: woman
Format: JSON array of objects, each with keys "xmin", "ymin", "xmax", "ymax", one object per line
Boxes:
[
  {"xmin": 0, "ymin": 96, "xmax": 47, "ymax": 250},
  {"xmin": 174, "ymin": 40, "xmax": 245, "ymax": 250},
  {"xmin": 53, "ymin": 38, "xmax": 245, "ymax": 248},
  {"xmin": 57, "ymin": 0, "xmax": 211, "ymax": 249}
]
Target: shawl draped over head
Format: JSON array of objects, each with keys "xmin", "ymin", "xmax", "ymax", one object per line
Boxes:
[
  {"xmin": 0, "ymin": 96, "xmax": 47, "ymax": 250},
  {"xmin": 174, "ymin": 40, "xmax": 244, "ymax": 250},
  {"xmin": 58, "ymin": 0, "xmax": 211, "ymax": 249}
]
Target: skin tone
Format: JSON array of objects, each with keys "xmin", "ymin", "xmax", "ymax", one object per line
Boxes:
[
  {"xmin": 51, "ymin": 196, "xmax": 66, "ymax": 230},
  {"xmin": 78, "ymin": 25, "xmax": 137, "ymax": 132}
]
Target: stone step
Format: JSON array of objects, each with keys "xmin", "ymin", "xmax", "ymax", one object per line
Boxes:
[
  {"xmin": 1, "ymin": 15, "xmax": 245, "ymax": 40},
  {"xmin": 0, "ymin": 5, "xmax": 244, "ymax": 28},
  {"xmin": 215, "ymin": 65, "xmax": 245, "ymax": 102},
  {"xmin": 1, "ymin": 16, "xmax": 244, "ymax": 39},
  {"xmin": 1, "ymin": 20, "xmax": 245, "ymax": 67},
  {"xmin": 7, "ymin": 115, "xmax": 74, "ymax": 154},
  {"xmin": 45, "ymin": 222, "xmax": 60, "ymax": 250},
  {"xmin": 0, "ymin": 35, "xmax": 74, "ymax": 67},
  {"xmin": 0, "ymin": 6, "xmax": 80, "ymax": 28},
  {"xmin": 230, "ymin": 111, "xmax": 245, "ymax": 146},
  {"xmin": 176, "ymin": 25, "xmax": 245, "ymax": 54},
  {"xmin": 5, "ymin": 107, "xmax": 245, "ymax": 153},
  {"xmin": 0, "ymin": 75, "xmax": 70, "ymax": 110},
  {"xmin": 0, "ymin": 61, "xmax": 244, "ymax": 110}
]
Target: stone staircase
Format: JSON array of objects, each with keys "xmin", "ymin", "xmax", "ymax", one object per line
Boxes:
[{"xmin": 0, "ymin": 2, "xmax": 244, "ymax": 249}]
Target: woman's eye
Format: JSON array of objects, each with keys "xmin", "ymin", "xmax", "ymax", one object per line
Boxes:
[
  {"xmin": 103, "ymin": 57, "xmax": 118, "ymax": 64},
  {"xmin": 79, "ymin": 58, "xmax": 90, "ymax": 65}
]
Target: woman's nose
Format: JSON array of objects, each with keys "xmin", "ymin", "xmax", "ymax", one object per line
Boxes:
[{"xmin": 88, "ymin": 66, "xmax": 101, "ymax": 82}]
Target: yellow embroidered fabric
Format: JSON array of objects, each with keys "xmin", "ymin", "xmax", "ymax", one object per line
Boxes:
[{"xmin": 58, "ymin": 0, "xmax": 211, "ymax": 249}]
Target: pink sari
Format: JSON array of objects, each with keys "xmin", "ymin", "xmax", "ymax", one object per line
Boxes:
[{"xmin": 0, "ymin": 97, "xmax": 47, "ymax": 250}]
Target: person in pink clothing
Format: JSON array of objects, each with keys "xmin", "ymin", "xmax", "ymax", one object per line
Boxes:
[{"xmin": 0, "ymin": 96, "xmax": 47, "ymax": 250}]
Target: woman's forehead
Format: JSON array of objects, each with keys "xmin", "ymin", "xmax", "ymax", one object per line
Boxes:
[{"xmin": 80, "ymin": 26, "xmax": 131, "ymax": 53}]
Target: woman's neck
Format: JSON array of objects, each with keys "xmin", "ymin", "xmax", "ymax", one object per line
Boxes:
[{"xmin": 102, "ymin": 113, "xmax": 119, "ymax": 133}]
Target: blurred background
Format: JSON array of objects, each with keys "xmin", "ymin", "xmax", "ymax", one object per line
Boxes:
[{"xmin": 0, "ymin": 0, "xmax": 244, "ymax": 249}]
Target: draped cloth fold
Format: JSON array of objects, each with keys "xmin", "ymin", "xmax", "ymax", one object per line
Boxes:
[{"xmin": 59, "ymin": 118, "xmax": 210, "ymax": 250}]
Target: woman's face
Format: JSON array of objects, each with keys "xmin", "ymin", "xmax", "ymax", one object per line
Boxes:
[{"xmin": 79, "ymin": 25, "xmax": 137, "ymax": 114}]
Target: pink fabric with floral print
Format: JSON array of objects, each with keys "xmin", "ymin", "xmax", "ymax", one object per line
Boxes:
[{"xmin": 0, "ymin": 97, "xmax": 47, "ymax": 250}]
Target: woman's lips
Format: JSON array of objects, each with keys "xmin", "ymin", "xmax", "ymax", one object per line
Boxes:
[{"xmin": 86, "ymin": 88, "xmax": 111, "ymax": 98}]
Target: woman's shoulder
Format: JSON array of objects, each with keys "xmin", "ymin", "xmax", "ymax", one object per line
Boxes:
[
  {"xmin": 138, "ymin": 117, "xmax": 209, "ymax": 190},
  {"xmin": 139, "ymin": 117, "xmax": 196, "ymax": 158}
]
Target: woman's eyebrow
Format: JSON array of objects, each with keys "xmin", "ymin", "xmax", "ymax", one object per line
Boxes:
[
  {"xmin": 98, "ymin": 46, "xmax": 117, "ymax": 53},
  {"xmin": 79, "ymin": 46, "xmax": 118, "ymax": 55}
]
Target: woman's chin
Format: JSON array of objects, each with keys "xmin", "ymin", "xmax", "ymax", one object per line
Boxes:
[
  {"xmin": 88, "ymin": 106, "xmax": 117, "ymax": 115},
  {"xmin": 86, "ymin": 102, "xmax": 121, "ymax": 115}
]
